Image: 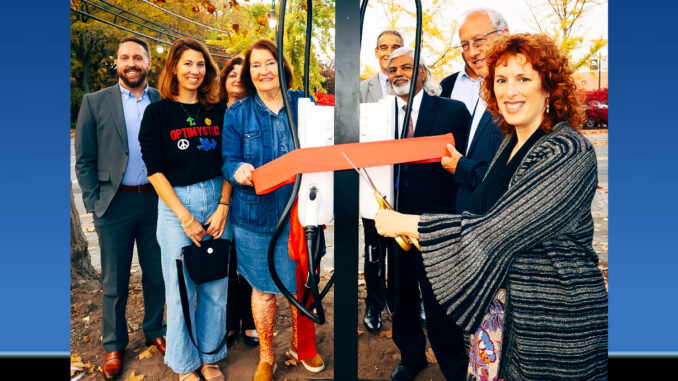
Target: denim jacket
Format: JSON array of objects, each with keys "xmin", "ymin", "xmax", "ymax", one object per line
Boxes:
[{"xmin": 222, "ymin": 90, "xmax": 312, "ymax": 233}]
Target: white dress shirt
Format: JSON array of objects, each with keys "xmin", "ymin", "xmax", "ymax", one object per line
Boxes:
[
  {"xmin": 450, "ymin": 67, "xmax": 486, "ymax": 152},
  {"xmin": 378, "ymin": 71, "xmax": 390, "ymax": 98},
  {"xmin": 396, "ymin": 90, "xmax": 424, "ymax": 138}
]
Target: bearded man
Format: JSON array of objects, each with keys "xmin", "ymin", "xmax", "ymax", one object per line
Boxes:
[
  {"xmin": 386, "ymin": 47, "xmax": 471, "ymax": 381},
  {"xmin": 75, "ymin": 36, "xmax": 166, "ymax": 380}
]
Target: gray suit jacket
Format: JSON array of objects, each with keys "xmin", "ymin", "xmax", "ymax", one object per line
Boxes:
[
  {"xmin": 360, "ymin": 73, "xmax": 383, "ymax": 103},
  {"xmin": 75, "ymin": 84, "xmax": 161, "ymax": 217}
]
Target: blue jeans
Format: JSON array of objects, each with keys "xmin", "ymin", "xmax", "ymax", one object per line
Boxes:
[{"xmin": 157, "ymin": 176, "xmax": 228, "ymax": 374}]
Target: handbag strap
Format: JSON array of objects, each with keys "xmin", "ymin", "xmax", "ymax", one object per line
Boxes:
[{"xmin": 175, "ymin": 258, "xmax": 229, "ymax": 355}]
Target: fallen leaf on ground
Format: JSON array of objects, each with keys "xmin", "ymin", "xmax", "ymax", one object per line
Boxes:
[
  {"xmin": 139, "ymin": 345, "xmax": 157, "ymax": 359},
  {"xmin": 425, "ymin": 347, "xmax": 437, "ymax": 363},
  {"xmin": 71, "ymin": 354, "xmax": 82, "ymax": 363},
  {"xmin": 124, "ymin": 371, "xmax": 145, "ymax": 381},
  {"xmin": 82, "ymin": 316, "xmax": 90, "ymax": 323},
  {"xmin": 84, "ymin": 227, "xmax": 95, "ymax": 232},
  {"xmin": 72, "ymin": 361, "xmax": 85, "ymax": 368},
  {"xmin": 379, "ymin": 329, "xmax": 393, "ymax": 339}
]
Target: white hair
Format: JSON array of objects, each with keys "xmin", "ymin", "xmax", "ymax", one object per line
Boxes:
[
  {"xmin": 460, "ymin": 8, "xmax": 509, "ymax": 32},
  {"xmin": 386, "ymin": 47, "xmax": 442, "ymax": 97}
]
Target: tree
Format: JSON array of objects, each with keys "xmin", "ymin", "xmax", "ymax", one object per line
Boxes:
[
  {"xmin": 370, "ymin": 0, "xmax": 460, "ymax": 80},
  {"xmin": 526, "ymin": 0, "xmax": 607, "ymax": 70},
  {"xmin": 206, "ymin": 0, "xmax": 335, "ymax": 95},
  {"xmin": 71, "ymin": 189, "xmax": 99, "ymax": 290}
]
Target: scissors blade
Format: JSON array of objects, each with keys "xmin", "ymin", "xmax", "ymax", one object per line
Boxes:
[{"xmin": 341, "ymin": 152, "xmax": 380, "ymax": 194}]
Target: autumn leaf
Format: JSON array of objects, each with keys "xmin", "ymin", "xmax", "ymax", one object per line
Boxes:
[
  {"xmin": 139, "ymin": 345, "xmax": 157, "ymax": 360},
  {"xmin": 71, "ymin": 354, "xmax": 82, "ymax": 363},
  {"xmin": 192, "ymin": 5, "xmax": 200, "ymax": 13},
  {"xmin": 202, "ymin": 1, "xmax": 216, "ymax": 14},
  {"xmin": 283, "ymin": 352, "xmax": 298, "ymax": 367},
  {"xmin": 124, "ymin": 371, "xmax": 145, "ymax": 381},
  {"xmin": 70, "ymin": 0, "xmax": 81, "ymax": 11},
  {"xmin": 228, "ymin": 0, "xmax": 241, "ymax": 9},
  {"xmin": 425, "ymin": 347, "xmax": 438, "ymax": 363},
  {"xmin": 256, "ymin": 15, "xmax": 268, "ymax": 26},
  {"xmin": 232, "ymin": 24, "xmax": 240, "ymax": 34},
  {"xmin": 301, "ymin": 2, "xmax": 307, "ymax": 11},
  {"xmin": 379, "ymin": 329, "xmax": 393, "ymax": 339}
]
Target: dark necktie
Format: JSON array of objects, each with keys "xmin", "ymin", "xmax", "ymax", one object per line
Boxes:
[{"xmin": 402, "ymin": 105, "xmax": 414, "ymax": 138}]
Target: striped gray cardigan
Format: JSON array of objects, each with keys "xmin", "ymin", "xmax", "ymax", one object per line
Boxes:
[{"xmin": 419, "ymin": 122, "xmax": 607, "ymax": 380}]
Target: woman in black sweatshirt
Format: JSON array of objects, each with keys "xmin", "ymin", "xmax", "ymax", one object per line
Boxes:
[{"xmin": 139, "ymin": 38, "xmax": 230, "ymax": 381}]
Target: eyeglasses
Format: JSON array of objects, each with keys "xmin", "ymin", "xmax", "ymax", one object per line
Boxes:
[{"xmin": 455, "ymin": 30, "xmax": 501, "ymax": 52}]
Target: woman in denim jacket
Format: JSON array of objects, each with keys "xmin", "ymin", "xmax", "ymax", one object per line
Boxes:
[{"xmin": 221, "ymin": 40, "xmax": 323, "ymax": 381}]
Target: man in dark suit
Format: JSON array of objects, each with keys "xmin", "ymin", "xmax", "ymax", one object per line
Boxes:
[
  {"xmin": 358, "ymin": 29, "xmax": 405, "ymax": 333},
  {"xmin": 386, "ymin": 47, "xmax": 470, "ymax": 381},
  {"xmin": 439, "ymin": 8, "xmax": 508, "ymax": 212},
  {"xmin": 75, "ymin": 36, "xmax": 166, "ymax": 380}
]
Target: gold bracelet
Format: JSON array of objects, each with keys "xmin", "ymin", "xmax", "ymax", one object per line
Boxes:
[{"xmin": 181, "ymin": 215, "xmax": 194, "ymax": 228}]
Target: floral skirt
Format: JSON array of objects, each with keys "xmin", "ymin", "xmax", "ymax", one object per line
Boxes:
[{"xmin": 467, "ymin": 289, "xmax": 506, "ymax": 381}]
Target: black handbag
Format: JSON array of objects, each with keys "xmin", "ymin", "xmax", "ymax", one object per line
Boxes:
[
  {"xmin": 175, "ymin": 237, "xmax": 232, "ymax": 354},
  {"xmin": 181, "ymin": 238, "xmax": 230, "ymax": 284}
]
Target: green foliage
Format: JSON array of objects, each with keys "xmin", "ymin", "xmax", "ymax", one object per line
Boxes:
[
  {"xmin": 207, "ymin": 0, "xmax": 335, "ymax": 94},
  {"xmin": 527, "ymin": 0, "xmax": 608, "ymax": 71},
  {"xmin": 71, "ymin": 0, "xmax": 335, "ymax": 129}
]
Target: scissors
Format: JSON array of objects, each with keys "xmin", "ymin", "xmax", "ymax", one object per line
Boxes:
[{"xmin": 342, "ymin": 152, "xmax": 421, "ymax": 252}]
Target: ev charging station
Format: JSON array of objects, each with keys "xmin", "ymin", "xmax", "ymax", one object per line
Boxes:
[{"xmin": 268, "ymin": 1, "xmax": 423, "ymax": 379}]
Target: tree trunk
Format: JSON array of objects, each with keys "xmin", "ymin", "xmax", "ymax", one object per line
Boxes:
[{"xmin": 71, "ymin": 188, "xmax": 99, "ymax": 289}]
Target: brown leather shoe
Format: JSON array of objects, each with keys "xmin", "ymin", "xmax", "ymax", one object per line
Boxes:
[
  {"xmin": 102, "ymin": 350, "xmax": 124, "ymax": 380},
  {"xmin": 145, "ymin": 336, "xmax": 166, "ymax": 355}
]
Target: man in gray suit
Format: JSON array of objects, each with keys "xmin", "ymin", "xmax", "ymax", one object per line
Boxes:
[
  {"xmin": 359, "ymin": 30, "xmax": 410, "ymax": 333},
  {"xmin": 360, "ymin": 29, "xmax": 403, "ymax": 103},
  {"xmin": 75, "ymin": 36, "xmax": 166, "ymax": 380}
]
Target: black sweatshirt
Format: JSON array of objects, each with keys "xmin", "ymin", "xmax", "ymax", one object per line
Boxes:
[{"xmin": 139, "ymin": 99, "xmax": 226, "ymax": 186}]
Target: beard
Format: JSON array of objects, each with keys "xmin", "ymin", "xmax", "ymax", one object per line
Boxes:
[
  {"xmin": 391, "ymin": 76, "xmax": 411, "ymax": 96},
  {"xmin": 117, "ymin": 66, "xmax": 148, "ymax": 89}
]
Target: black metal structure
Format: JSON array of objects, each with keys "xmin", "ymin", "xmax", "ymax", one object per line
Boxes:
[
  {"xmin": 266, "ymin": 0, "xmax": 333, "ymax": 325},
  {"xmin": 266, "ymin": 0, "xmax": 424, "ymax": 378}
]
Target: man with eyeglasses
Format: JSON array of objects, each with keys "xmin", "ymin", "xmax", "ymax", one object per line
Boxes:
[
  {"xmin": 358, "ymin": 29, "xmax": 405, "ymax": 335},
  {"xmin": 440, "ymin": 8, "xmax": 508, "ymax": 213}
]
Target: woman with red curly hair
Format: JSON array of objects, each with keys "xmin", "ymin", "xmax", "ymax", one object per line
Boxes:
[{"xmin": 375, "ymin": 33, "xmax": 607, "ymax": 380}]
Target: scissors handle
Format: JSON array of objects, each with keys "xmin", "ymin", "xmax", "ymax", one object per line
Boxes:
[{"xmin": 373, "ymin": 191, "xmax": 420, "ymax": 252}]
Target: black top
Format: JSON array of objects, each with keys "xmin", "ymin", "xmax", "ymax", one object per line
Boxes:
[
  {"xmin": 139, "ymin": 99, "xmax": 227, "ymax": 186},
  {"xmin": 469, "ymin": 128, "xmax": 545, "ymax": 214}
]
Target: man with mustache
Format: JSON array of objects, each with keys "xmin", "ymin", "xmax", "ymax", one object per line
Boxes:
[
  {"xmin": 439, "ymin": 8, "xmax": 508, "ymax": 212},
  {"xmin": 75, "ymin": 36, "xmax": 166, "ymax": 380},
  {"xmin": 386, "ymin": 47, "xmax": 470, "ymax": 381},
  {"xmin": 359, "ymin": 29, "xmax": 406, "ymax": 334}
]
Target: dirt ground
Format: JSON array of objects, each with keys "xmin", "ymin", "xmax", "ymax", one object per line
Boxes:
[{"xmin": 71, "ymin": 275, "xmax": 450, "ymax": 381}]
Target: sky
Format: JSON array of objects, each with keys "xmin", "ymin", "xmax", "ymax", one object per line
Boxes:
[{"xmin": 360, "ymin": 0, "xmax": 609, "ymax": 76}]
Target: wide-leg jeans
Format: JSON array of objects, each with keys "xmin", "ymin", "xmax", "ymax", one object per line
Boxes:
[{"xmin": 157, "ymin": 176, "xmax": 228, "ymax": 374}]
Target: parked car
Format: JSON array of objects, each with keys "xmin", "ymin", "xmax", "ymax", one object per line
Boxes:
[{"xmin": 584, "ymin": 89, "xmax": 608, "ymax": 129}]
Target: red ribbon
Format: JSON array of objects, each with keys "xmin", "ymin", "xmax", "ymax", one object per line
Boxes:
[{"xmin": 252, "ymin": 134, "xmax": 455, "ymax": 194}]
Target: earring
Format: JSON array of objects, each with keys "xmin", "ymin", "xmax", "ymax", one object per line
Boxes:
[{"xmin": 546, "ymin": 103, "xmax": 550, "ymax": 114}]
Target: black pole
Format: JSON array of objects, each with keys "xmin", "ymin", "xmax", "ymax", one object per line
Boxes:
[{"xmin": 335, "ymin": 0, "xmax": 360, "ymax": 379}]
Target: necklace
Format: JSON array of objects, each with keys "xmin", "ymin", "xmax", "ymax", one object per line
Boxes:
[{"xmin": 179, "ymin": 103, "xmax": 200, "ymax": 126}]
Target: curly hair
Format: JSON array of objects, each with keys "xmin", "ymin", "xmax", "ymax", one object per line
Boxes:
[
  {"xmin": 481, "ymin": 33, "xmax": 584, "ymax": 134},
  {"xmin": 219, "ymin": 55, "xmax": 245, "ymax": 104},
  {"xmin": 157, "ymin": 38, "xmax": 220, "ymax": 109}
]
